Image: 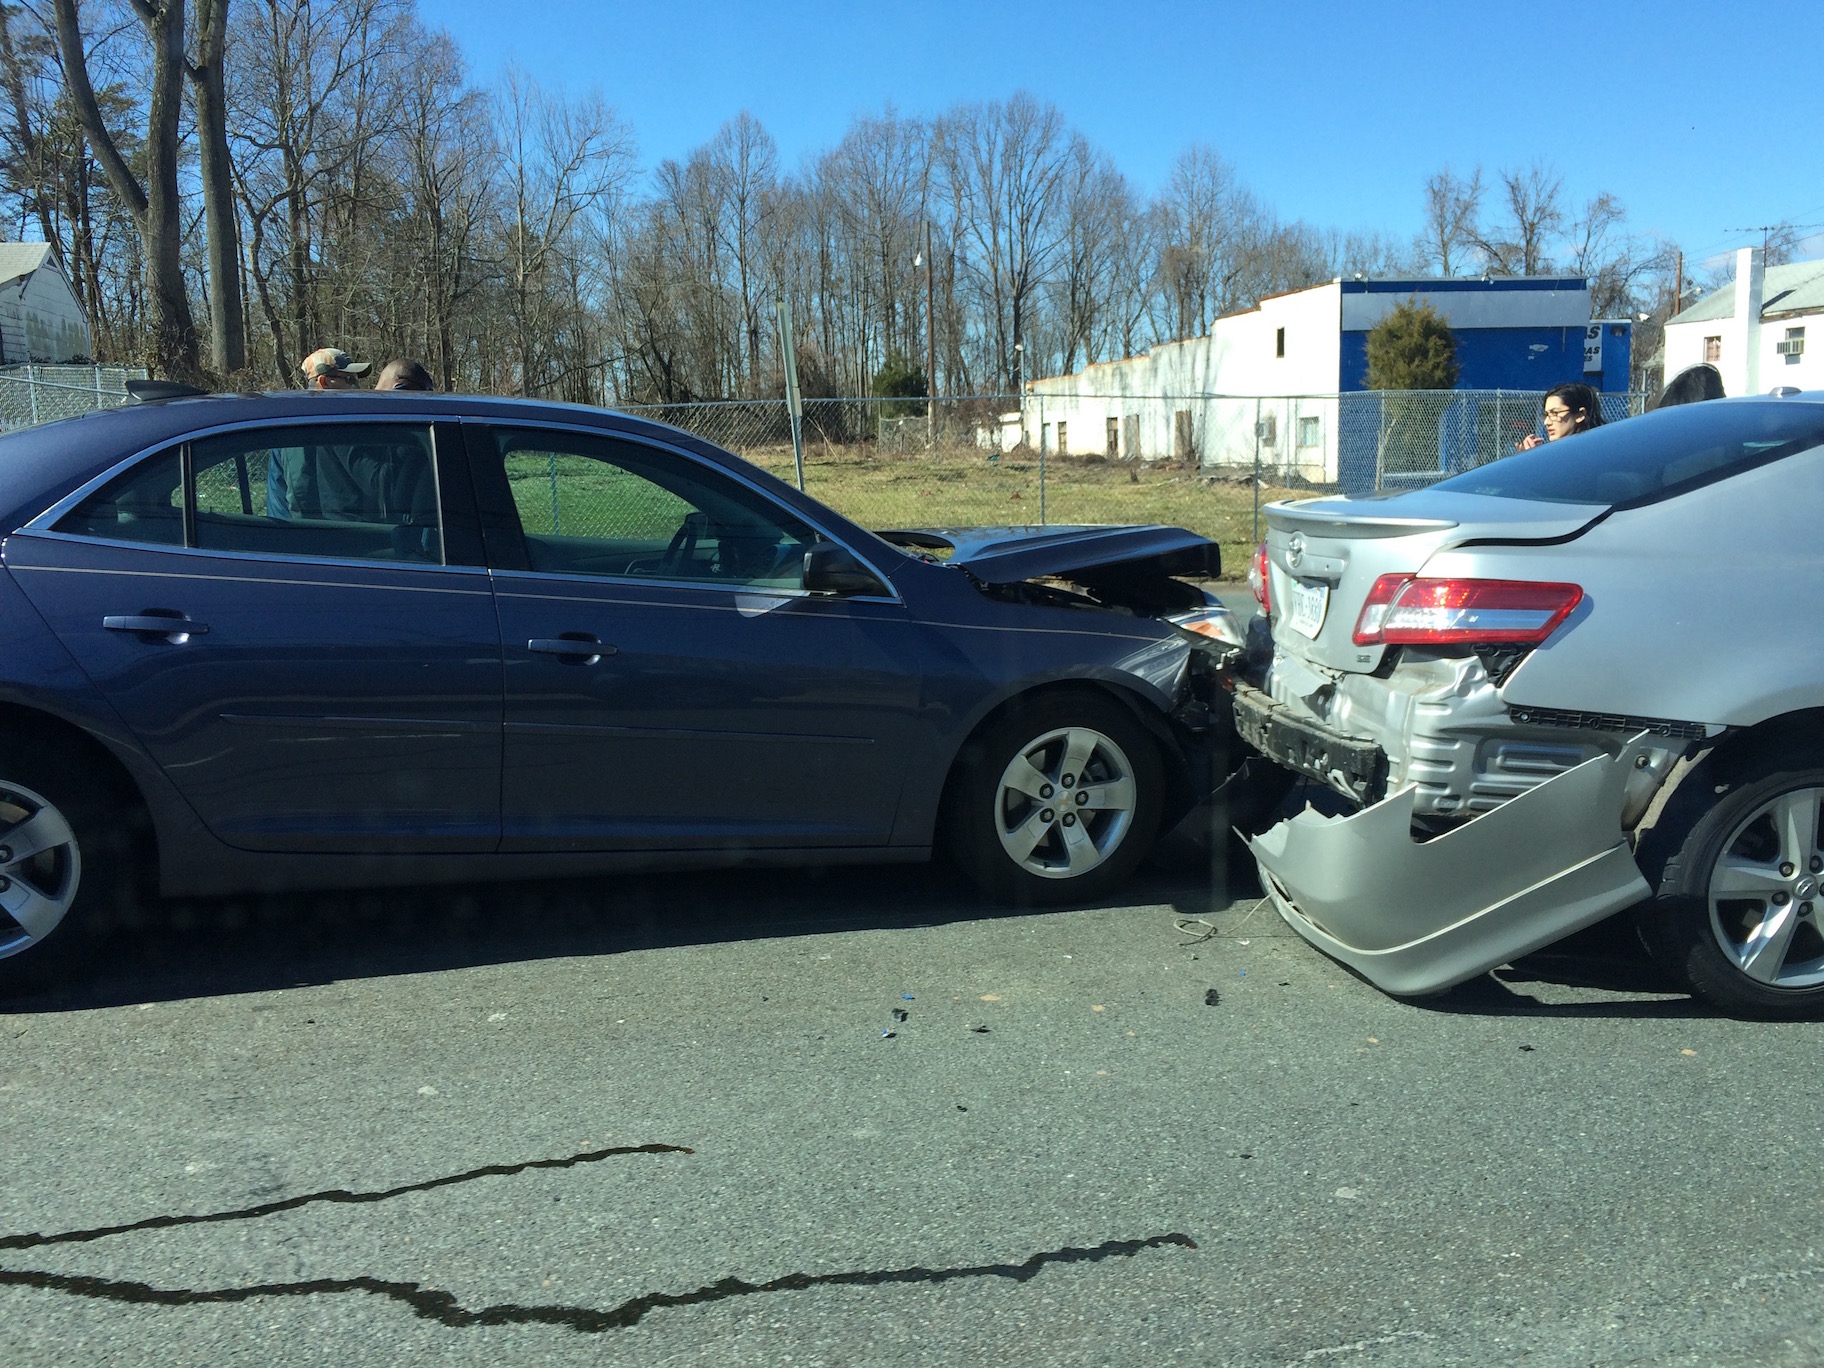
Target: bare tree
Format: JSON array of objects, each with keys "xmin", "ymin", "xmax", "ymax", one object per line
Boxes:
[
  {"xmin": 705, "ymin": 111, "xmax": 776, "ymax": 393},
  {"xmin": 938, "ymin": 92, "xmax": 1073, "ymax": 390},
  {"xmin": 229, "ymin": 0, "xmax": 400, "ymax": 381},
  {"xmin": 1474, "ymin": 161, "xmax": 1564, "ymax": 276},
  {"xmin": 53, "ymin": 0, "xmax": 198, "ymax": 375},
  {"xmin": 1155, "ymin": 144, "xmax": 1260, "ymax": 338},
  {"xmin": 1418, "ymin": 165, "xmax": 1481, "ymax": 276},
  {"xmin": 1760, "ymin": 221, "xmax": 1804, "ymax": 268},
  {"xmin": 497, "ymin": 66, "xmax": 632, "ymax": 396},
  {"xmin": 396, "ymin": 26, "xmax": 494, "ymax": 389},
  {"xmin": 1051, "ymin": 140, "xmax": 1127, "ymax": 372}
]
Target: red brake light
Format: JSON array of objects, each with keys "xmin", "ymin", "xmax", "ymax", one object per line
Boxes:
[
  {"xmin": 1351, "ymin": 574, "xmax": 1412, "ymax": 644},
  {"xmin": 1353, "ymin": 578, "xmax": 1583, "ymax": 647},
  {"xmin": 1249, "ymin": 542, "xmax": 1271, "ymax": 613}
]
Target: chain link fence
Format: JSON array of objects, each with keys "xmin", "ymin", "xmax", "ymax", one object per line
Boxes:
[
  {"xmin": 0, "ymin": 364, "xmax": 147, "ymax": 431},
  {"xmin": 622, "ymin": 389, "xmax": 1650, "ymax": 576},
  {"xmin": 0, "ymin": 377, "xmax": 1651, "ymax": 579}
]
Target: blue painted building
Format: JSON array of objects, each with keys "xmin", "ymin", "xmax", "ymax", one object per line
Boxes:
[
  {"xmin": 1336, "ymin": 276, "xmax": 1631, "ymax": 394},
  {"xmin": 1023, "ymin": 273, "xmax": 1634, "ymax": 487}
]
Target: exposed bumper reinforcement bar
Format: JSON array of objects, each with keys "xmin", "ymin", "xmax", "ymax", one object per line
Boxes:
[
  {"xmin": 1232, "ymin": 680, "xmax": 1386, "ymax": 805},
  {"xmin": 1248, "ymin": 736, "xmax": 1654, "ymax": 997}
]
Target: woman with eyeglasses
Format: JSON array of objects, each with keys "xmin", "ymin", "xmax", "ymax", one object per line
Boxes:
[{"xmin": 1516, "ymin": 381, "xmax": 1604, "ymax": 450}]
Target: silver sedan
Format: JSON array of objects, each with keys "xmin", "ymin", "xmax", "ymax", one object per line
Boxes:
[{"xmin": 1234, "ymin": 394, "xmax": 1824, "ymax": 1018}]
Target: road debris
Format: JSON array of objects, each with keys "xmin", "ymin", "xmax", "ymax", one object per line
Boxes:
[
  {"xmin": 892, "ymin": 1008, "xmax": 909, "ymax": 1022},
  {"xmin": 1204, "ymin": 989, "xmax": 1221, "ymax": 1006}
]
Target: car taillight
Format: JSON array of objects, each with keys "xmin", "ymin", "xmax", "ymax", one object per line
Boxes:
[
  {"xmin": 1350, "ymin": 574, "xmax": 1410, "ymax": 644},
  {"xmin": 1249, "ymin": 542, "xmax": 1271, "ymax": 613},
  {"xmin": 1352, "ymin": 577, "xmax": 1583, "ymax": 646}
]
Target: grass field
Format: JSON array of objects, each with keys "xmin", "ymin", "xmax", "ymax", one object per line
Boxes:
[
  {"xmin": 740, "ymin": 444, "xmax": 1301, "ymax": 579},
  {"xmin": 502, "ymin": 438, "xmax": 1305, "ymax": 582}
]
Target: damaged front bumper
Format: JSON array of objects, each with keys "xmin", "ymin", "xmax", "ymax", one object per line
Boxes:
[{"xmin": 1248, "ymin": 735, "xmax": 1659, "ymax": 996}]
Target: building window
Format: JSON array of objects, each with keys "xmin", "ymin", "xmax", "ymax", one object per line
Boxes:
[
  {"xmin": 1055, "ymin": 420, "xmax": 1067, "ymax": 454},
  {"xmin": 1297, "ymin": 415, "xmax": 1322, "ymax": 449},
  {"xmin": 1275, "ymin": 326, "xmax": 1286, "ymax": 358},
  {"xmin": 1106, "ymin": 417, "xmax": 1120, "ymax": 458},
  {"xmin": 1704, "ymin": 335, "xmax": 1721, "ymax": 364},
  {"xmin": 1124, "ymin": 414, "xmax": 1141, "ymax": 461}
]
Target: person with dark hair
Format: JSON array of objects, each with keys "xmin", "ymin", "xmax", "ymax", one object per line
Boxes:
[
  {"xmin": 375, "ymin": 358, "xmax": 435, "ymax": 392},
  {"xmin": 1517, "ymin": 382, "xmax": 1604, "ymax": 450}
]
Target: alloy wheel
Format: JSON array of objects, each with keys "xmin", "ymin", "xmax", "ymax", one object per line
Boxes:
[
  {"xmin": 994, "ymin": 726, "xmax": 1138, "ymax": 880},
  {"xmin": 0, "ymin": 781, "xmax": 82, "ymax": 959},
  {"xmin": 1707, "ymin": 785, "xmax": 1824, "ymax": 989}
]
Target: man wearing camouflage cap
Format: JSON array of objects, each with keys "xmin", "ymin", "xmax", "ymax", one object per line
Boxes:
[{"xmin": 298, "ymin": 347, "xmax": 369, "ymax": 389}]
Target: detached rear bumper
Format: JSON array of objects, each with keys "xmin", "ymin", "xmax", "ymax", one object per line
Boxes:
[{"xmin": 1248, "ymin": 737, "xmax": 1655, "ymax": 996}]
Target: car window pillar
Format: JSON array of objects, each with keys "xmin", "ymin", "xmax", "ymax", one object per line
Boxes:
[
  {"xmin": 459, "ymin": 421, "xmax": 530, "ymax": 572},
  {"xmin": 432, "ymin": 421, "xmax": 486, "ymax": 568}
]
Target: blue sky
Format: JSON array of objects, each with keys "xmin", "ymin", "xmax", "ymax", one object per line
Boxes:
[{"xmin": 433, "ymin": 0, "xmax": 1824, "ymax": 273}]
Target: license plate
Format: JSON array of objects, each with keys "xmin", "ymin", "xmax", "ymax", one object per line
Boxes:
[{"xmin": 1286, "ymin": 579, "xmax": 1330, "ymax": 638}]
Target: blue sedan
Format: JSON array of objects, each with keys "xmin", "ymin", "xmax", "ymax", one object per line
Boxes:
[{"xmin": 0, "ymin": 389, "xmax": 1240, "ymax": 986}]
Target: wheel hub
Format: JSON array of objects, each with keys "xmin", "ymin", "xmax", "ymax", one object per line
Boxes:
[
  {"xmin": 993, "ymin": 726, "xmax": 1137, "ymax": 880},
  {"xmin": 1708, "ymin": 785, "xmax": 1824, "ymax": 989},
  {"xmin": 0, "ymin": 781, "xmax": 82, "ymax": 959}
]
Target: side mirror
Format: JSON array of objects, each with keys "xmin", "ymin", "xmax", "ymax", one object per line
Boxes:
[{"xmin": 802, "ymin": 541, "xmax": 887, "ymax": 596}]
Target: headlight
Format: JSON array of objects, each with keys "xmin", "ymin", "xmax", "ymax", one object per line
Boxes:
[{"xmin": 1167, "ymin": 605, "xmax": 1245, "ymax": 650}]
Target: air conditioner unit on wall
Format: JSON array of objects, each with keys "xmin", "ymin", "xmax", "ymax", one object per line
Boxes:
[{"xmin": 1776, "ymin": 338, "xmax": 1805, "ymax": 356}]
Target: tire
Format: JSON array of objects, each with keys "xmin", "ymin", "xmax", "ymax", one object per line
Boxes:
[
  {"xmin": 0, "ymin": 732, "xmax": 143, "ymax": 995},
  {"xmin": 1636, "ymin": 747, "xmax": 1824, "ymax": 1019},
  {"xmin": 946, "ymin": 691, "xmax": 1165, "ymax": 905}
]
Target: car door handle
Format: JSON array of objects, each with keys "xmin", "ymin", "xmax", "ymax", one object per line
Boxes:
[
  {"xmin": 527, "ymin": 636, "xmax": 616, "ymax": 662},
  {"xmin": 104, "ymin": 613, "xmax": 209, "ymax": 640}
]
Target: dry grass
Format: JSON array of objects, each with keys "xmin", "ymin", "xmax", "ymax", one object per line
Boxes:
[{"xmin": 736, "ymin": 443, "xmax": 1302, "ymax": 580}]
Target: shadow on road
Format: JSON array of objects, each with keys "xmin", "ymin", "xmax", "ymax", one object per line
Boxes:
[
  {"xmin": 1419, "ymin": 916, "xmax": 1709, "ymax": 1018},
  {"xmin": 3, "ymin": 859, "xmax": 1215, "ymax": 1014}
]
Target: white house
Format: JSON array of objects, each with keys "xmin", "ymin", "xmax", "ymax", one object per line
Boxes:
[
  {"xmin": 0, "ymin": 242, "xmax": 92, "ymax": 364},
  {"xmin": 1021, "ymin": 275, "xmax": 1626, "ymax": 483},
  {"xmin": 1663, "ymin": 247, "xmax": 1822, "ymax": 396}
]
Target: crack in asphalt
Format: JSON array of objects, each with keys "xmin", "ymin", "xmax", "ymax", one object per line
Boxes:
[
  {"xmin": 0, "ymin": 1233, "xmax": 1197, "ymax": 1333},
  {"xmin": 0, "ymin": 1143, "xmax": 693, "ymax": 1253}
]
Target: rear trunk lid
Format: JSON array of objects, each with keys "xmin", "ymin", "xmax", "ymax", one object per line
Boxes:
[{"xmin": 1263, "ymin": 489, "xmax": 1606, "ymax": 672}]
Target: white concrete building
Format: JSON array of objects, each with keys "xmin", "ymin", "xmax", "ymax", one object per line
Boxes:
[
  {"xmin": 0, "ymin": 242, "xmax": 92, "ymax": 364},
  {"xmin": 1663, "ymin": 248, "xmax": 1823, "ymax": 396},
  {"xmin": 1022, "ymin": 275, "xmax": 1618, "ymax": 483}
]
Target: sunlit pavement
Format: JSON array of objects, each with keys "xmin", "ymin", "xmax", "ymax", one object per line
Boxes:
[{"xmin": 1, "ymin": 856, "xmax": 1819, "ymax": 1367}]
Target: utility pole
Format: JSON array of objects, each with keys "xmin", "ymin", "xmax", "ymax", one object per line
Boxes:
[
  {"xmin": 776, "ymin": 300, "xmax": 805, "ymax": 492},
  {"xmin": 923, "ymin": 220, "xmax": 936, "ymax": 448},
  {"xmin": 1673, "ymin": 250, "xmax": 1682, "ymax": 321}
]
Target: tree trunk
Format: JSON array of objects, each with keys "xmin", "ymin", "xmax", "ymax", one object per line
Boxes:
[
  {"xmin": 53, "ymin": 0, "xmax": 199, "ymax": 378},
  {"xmin": 187, "ymin": 0, "xmax": 245, "ymax": 375}
]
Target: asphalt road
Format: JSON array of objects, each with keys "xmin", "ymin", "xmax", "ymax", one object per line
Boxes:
[{"xmin": 2, "ymin": 840, "xmax": 1822, "ymax": 1367}]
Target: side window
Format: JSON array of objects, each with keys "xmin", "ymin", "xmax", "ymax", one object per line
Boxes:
[
  {"xmin": 56, "ymin": 445, "xmax": 185, "ymax": 546},
  {"xmin": 192, "ymin": 423, "xmax": 442, "ymax": 563},
  {"xmin": 493, "ymin": 428, "xmax": 816, "ymax": 588}
]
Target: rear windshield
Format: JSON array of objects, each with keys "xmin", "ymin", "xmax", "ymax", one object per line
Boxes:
[{"xmin": 1433, "ymin": 400, "xmax": 1824, "ymax": 506}]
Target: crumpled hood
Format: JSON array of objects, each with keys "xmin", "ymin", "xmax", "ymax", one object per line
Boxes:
[{"xmin": 876, "ymin": 524, "xmax": 1220, "ymax": 585}]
